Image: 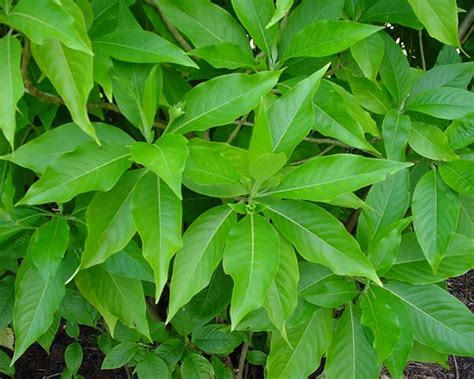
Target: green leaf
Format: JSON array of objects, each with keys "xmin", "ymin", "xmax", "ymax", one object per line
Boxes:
[
  {"xmin": 111, "ymin": 61, "xmax": 161, "ymax": 142},
  {"xmin": 12, "ymin": 261, "xmax": 65, "ymax": 364},
  {"xmin": 385, "ymin": 281, "xmax": 474, "ymax": 356},
  {"xmin": 0, "ymin": 276, "xmax": 14, "ymax": 329},
  {"xmin": 0, "ymin": 35, "xmax": 23, "ymax": 148},
  {"xmin": 36, "ymin": 314, "xmax": 60, "ymax": 353},
  {"xmin": 262, "ymin": 154, "xmax": 410, "ymax": 202},
  {"xmin": 298, "ymin": 262, "xmax": 357, "ymax": 308},
  {"xmin": 458, "ymin": 194, "xmax": 474, "ymax": 238},
  {"xmin": 266, "ymin": 305, "xmax": 332, "ymax": 379},
  {"xmin": 407, "ymin": 0, "xmax": 459, "ymax": 46},
  {"xmin": 0, "ymin": 350, "xmax": 14, "ymax": 377},
  {"xmin": 168, "ymin": 71, "xmax": 281, "ymax": 134},
  {"xmin": 382, "ymin": 111, "xmax": 412, "ymax": 161},
  {"xmin": 80, "ymin": 170, "xmax": 145, "ymax": 269},
  {"xmin": 131, "ymin": 135, "xmax": 189, "ymax": 199},
  {"xmin": 269, "ymin": 64, "xmax": 329, "ymax": 157},
  {"xmin": 350, "ymin": 32, "xmax": 384, "ymax": 82},
  {"xmin": 408, "ymin": 341, "xmax": 448, "ymax": 367},
  {"xmin": 360, "ymin": 288, "xmax": 401, "ymax": 363},
  {"xmin": 361, "ymin": 0, "xmax": 422, "ymax": 29},
  {"xmin": 4, "ymin": 0, "xmax": 92, "ymax": 54},
  {"xmin": 93, "ymin": 29, "xmax": 197, "ymax": 67},
  {"xmin": 31, "ymin": 39, "xmax": 97, "ymax": 141},
  {"xmin": 223, "ymin": 214, "xmax": 280, "ymax": 328},
  {"xmin": 156, "ymin": 0, "xmax": 249, "ymax": 50},
  {"xmin": 192, "ymin": 324, "xmax": 243, "ymax": 355},
  {"xmin": 131, "ymin": 171, "xmax": 182, "ymax": 300},
  {"xmin": 231, "ymin": 0, "xmax": 277, "ymax": 58},
  {"xmin": 283, "ymin": 20, "xmax": 382, "ymax": 60},
  {"xmin": 29, "ymin": 218, "xmax": 70, "ymax": 280},
  {"xmin": 65, "ymin": 342, "xmax": 83, "ymax": 375},
  {"xmin": 266, "ymin": 200, "xmax": 381, "ymax": 284},
  {"xmin": 445, "ymin": 113, "xmax": 474, "ymax": 150},
  {"xmin": 3, "ymin": 122, "xmax": 132, "ymax": 174},
  {"xmin": 263, "ymin": 236, "xmax": 299, "ymax": 335},
  {"xmin": 136, "ymin": 353, "xmax": 169, "ymax": 379},
  {"xmin": 101, "ymin": 341, "xmax": 138, "ymax": 370},
  {"xmin": 408, "ymin": 122, "xmax": 458, "ymax": 161},
  {"xmin": 168, "ymin": 206, "xmax": 235, "ymax": 322},
  {"xmin": 384, "ymin": 233, "xmax": 474, "ymax": 285},
  {"xmin": 325, "ymin": 303, "xmax": 380, "ymax": 379},
  {"xmin": 267, "ymin": 0, "xmax": 293, "ymax": 28},
  {"xmin": 249, "ymin": 97, "xmax": 273, "ymax": 162},
  {"xmin": 406, "ymin": 87, "xmax": 474, "ymax": 120},
  {"xmin": 412, "ymin": 169, "xmax": 460, "ymax": 271},
  {"xmin": 346, "ymin": 74, "xmax": 392, "ymax": 115},
  {"xmin": 180, "ymin": 353, "xmax": 214, "ymax": 379},
  {"xmin": 189, "ymin": 42, "xmax": 255, "ymax": 70},
  {"xmin": 75, "ymin": 266, "xmax": 149, "ymax": 339},
  {"xmin": 439, "ymin": 160, "xmax": 474, "ymax": 195},
  {"xmin": 249, "ymin": 153, "xmax": 286, "ymax": 184}
]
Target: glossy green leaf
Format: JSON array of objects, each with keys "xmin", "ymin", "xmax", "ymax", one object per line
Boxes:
[
  {"xmin": 223, "ymin": 214, "xmax": 280, "ymax": 328},
  {"xmin": 168, "ymin": 71, "xmax": 281, "ymax": 134},
  {"xmin": 0, "ymin": 276, "xmax": 14, "ymax": 329},
  {"xmin": 231, "ymin": 0, "xmax": 277, "ymax": 58},
  {"xmin": 12, "ymin": 261, "xmax": 65, "ymax": 364},
  {"xmin": 269, "ymin": 64, "xmax": 329, "ymax": 157},
  {"xmin": 65, "ymin": 342, "xmax": 83, "ymax": 375},
  {"xmin": 386, "ymin": 281, "xmax": 474, "ymax": 356},
  {"xmin": 406, "ymin": 87, "xmax": 474, "ymax": 120},
  {"xmin": 407, "ymin": 0, "xmax": 459, "ymax": 46},
  {"xmin": 267, "ymin": 0, "xmax": 293, "ymax": 27},
  {"xmin": 325, "ymin": 303, "xmax": 380, "ymax": 379},
  {"xmin": 136, "ymin": 353, "xmax": 169, "ymax": 379},
  {"xmin": 266, "ymin": 305, "xmax": 332, "ymax": 379},
  {"xmin": 31, "ymin": 39, "xmax": 96, "ymax": 141},
  {"xmin": 131, "ymin": 135, "xmax": 189, "ymax": 199},
  {"xmin": 102, "ymin": 341, "xmax": 138, "ymax": 369},
  {"xmin": 412, "ymin": 169, "xmax": 460, "ymax": 271},
  {"xmin": 445, "ymin": 113, "xmax": 474, "ymax": 150},
  {"xmin": 80, "ymin": 170, "xmax": 145, "ymax": 269},
  {"xmin": 189, "ymin": 42, "xmax": 255, "ymax": 69},
  {"xmin": 93, "ymin": 30, "xmax": 197, "ymax": 67},
  {"xmin": 361, "ymin": 0, "xmax": 422, "ymax": 29},
  {"xmin": 283, "ymin": 20, "xmax": 382, "ymax": 60},
  {"xmin": 0, "ymin": 35, "xmax": 23, "ymax": 147},
  {"xmin": 382, "ymin": 111, "xmax": 412, "ymax": 161},
  {"xmin": 75, "ymin": 266, "xmax": 149, "ymax": 339},
  {"xmin": 262, "ymin": 154, "xmax": 410, "ymax": 202},
  {"xmin": 408, "ymin": 122, "xmax": 458, "ymax": 161},
  {"xmin": 192, "ymin": 324, "xmax": 243, "ymax": 355},
  {"xmin": 132, "ymin": 172, "xmax": 182, "ymax": 300},
  {"xmin": 346, "ymin": 75, "xmax": 392, "ymax": 115},
  {"xmin": 350, "ymin": 33, "xmax": 384, "ymax": 82},
  {"xmin": 439, "ymin": 160, "xmax": 474, "ymax": 195},
  {"xmin": 180, "ymin": 353, "xmax": 214, "ymax": 379},
  {"xmin": 249, "ymin": 153, "xmax": 286, "ymax": 184},
  {"xmin": 29, "ymin": 218, "xmax": 70, "ymax": 280},
  {"xmin": 266, "ymin": 200, "xmax": 381, "ymax": 284},
  {"xmin": 168, "ymin": 206, "xmax": 235, "ymax": 322}
]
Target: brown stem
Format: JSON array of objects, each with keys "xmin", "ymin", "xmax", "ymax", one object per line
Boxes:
[{"xmin": 236, "ymin": 341, "xmax": 250, "ymax": 379}]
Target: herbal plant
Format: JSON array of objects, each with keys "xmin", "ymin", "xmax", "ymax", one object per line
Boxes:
[{"xmin": 0, "ymin": 0, "xmax": 473, "ymax": 378}]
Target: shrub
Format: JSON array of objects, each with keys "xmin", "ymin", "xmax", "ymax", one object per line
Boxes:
[{"xmin": 0, "ymin": 0, "xmax": 473, "ymax": 378}]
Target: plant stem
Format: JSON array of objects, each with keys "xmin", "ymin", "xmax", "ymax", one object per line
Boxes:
[
  {"xmin": 418, "ymin": 30, "xmax": 426, "ymax": 70},
  {"xmin": 236, "ymin": 341, "xmax": 250, "ymax": 379}
]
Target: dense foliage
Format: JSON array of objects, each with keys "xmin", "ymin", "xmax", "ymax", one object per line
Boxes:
[{"xmin": 0, "ymin": 0, "xmax": 473, "ymax": 377}]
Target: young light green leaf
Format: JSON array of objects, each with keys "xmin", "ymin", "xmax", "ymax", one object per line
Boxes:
[
  {"xmin": 80, "ymin": 170, "xmax": 146, "ymax": 269},
  {"xmin": 223, "ymin": 214, "xmax": 280, "ymax": 328},
  {"xmin": 445, "ymin": 113, "xmax": 474, "ymax": 150},
  {"xmin": 409, "ymin": 122, "xmax": 459, "ymax": 161},
  {"xmin": 180, "ymin": 353, "xmax": 214, "ymax": 379},
  {"xmin": 12, "ymin": 261, "xmax": 65, "ymax": 364},
  {"xmin": 189, "ymin": 42, "xmax": 255, "ymax": 70},
  {"xmin": 412, "ymin": 169, "xmax": 460, "ymax": 272},
  {"xmin": 136, "ymin": 353, "xmax": 169, "ymax": 379},
  {"xmin": 267, "ymin": 0, "xmax": 293, "ymax": 28},
  {"xmin": 168, "ymin": 206, "xmax": 236, "ymax": 322},
  {"xmin": 439, "ymin": 160, "xmax": 474, "ymax": 195},
  {"xmin": 131, "ymin": 135, "xmax": 189, "ymax": 199},
  {"xmin": 31, "ymin": 39, "xmax": 97, "ymax": 141},
  {"xmin": 0, "ymin": 35, "xmax": 23, "ymax": 148},
  {"xmin": 249, "ymin": 153, "xmax": 286, "ymax": 184},
  {"xmin": 262, "ymin": 154, "xmax": 410, "ymax": 202},
  {"xmin": 283, "ymin": 20, "xmax": 382, "ymax": 61},
  {"xmin": 132, "ymin": 172, "xmax": 182, "ymax": 301},
  {"xmin": 269, "ymin": 64, "xmax": 330, "ymax": 157},
  {"xmin": 382, "ymin": 111, "xmax": 412, "ymax": 161},
  {"xmin": 249, "ymin": 97, "xmax": 273, "ymax": 162},
  {"xmin": 168, "ymin": 71, "xmax": 281, "ymax": 134},
  {"xmin": 65, "ymin": 342, "xmax": 83, "ymax": 375},
  {"xmin": 17, "ymin": 140, "xmax": 132, "ymax": 205},
  {"xmin": 407, "ymin": 0, "xmax": 459, "ymax": 47},
  {"xmin": 346, "ymin": 74, "xmax": 392, "ymax": 115},
  {"xmin": 231, "ymin": 0, "xmax": 277, "ymax": 58},
  {"xmin": 406, "ymin": 87, "xmax": 474, "ymax": 120},
  {"xmin": 266, "ymin": 305, "xmax": 332, "ymax": 379},
  {"xmin": 75, "ymin": 266, "xmax": 149, "ymax": 339},
  {"xmin": 266, "ymin": 200, "xmax": 381, "ymax": 285},
  {"xmin": 325, "ymin": 303, "xmax": 380, "ymax": 379},
  {"xmin": 101, "ymin": 341, "xmax": 139, "ymax": 369},
  {"xmin": 386, "ymin": 281, "xmax": 474, "ymax": 356},
  {"xmin": 29, "ymin": 218, "xmax": 70, "ymax": 280},
  {"xmin": 350, "ymin": 32, "xmax": 384, "ymax": 82},
  {"xmin": 93, "ymin": 29, "xmax": 197, "ymax": 67}
]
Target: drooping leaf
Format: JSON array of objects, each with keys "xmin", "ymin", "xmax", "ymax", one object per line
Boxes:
[
  {"xmin": 267, "ymin": 0, "xmax": 294, "ymax": 28},
  {"xmin": 189, "ymin": 42, "xmax": 255, "ymax": 70},
  {"xmin": 65, "ymin": 342, "xmax": 83, "ymax": 375},
  {"xmin": 168, "ymin": 206, "xmax": 236, "ymax": 322},
  {"xmin": 101, "ymin": 341, "xmax": 139, "ymax": 369},
  {"xmin": 136, "ymin": 353, "xmax": 169, "ymax": 379},
  {"xmin": 408, "ymin": 122, "xmax": 458, "ymax": 161},
  {"xmin": 131, "ymin": 172, "xmax": 182, "ymax": 300},
  {"xmin": 223, "ymin": 214, "xmax": 280, "ymax": 328},
  {"xmin": 382, "ymin": 110, "xmax": 412, "ymax": 161},
  {"xmin": 445, "ymin": 113, "xmax": 474, "ymax": 150},
  {"xmin": 192, "ymin": 324, "xmax": 243, "ymax": 355},
  {"xmin": 180, "ymin": 353, "xmax": 214, "ymax": 379},
  {"xmin": 350, "ymin": 32, "xmax": 384, "ymax": 82},
  {"xmin": 439, "ymin": 160, "xmax": 474, "ymax": 195},
  {"xmin": 168, "ymin": 71, "xmax": 281, "ymax": 134}
]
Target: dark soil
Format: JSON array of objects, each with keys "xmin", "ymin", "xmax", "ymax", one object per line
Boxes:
[{"xmin": 2, "ymin": 271, "xmax": 473, "ymax": 378}]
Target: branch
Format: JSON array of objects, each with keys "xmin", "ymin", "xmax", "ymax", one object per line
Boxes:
[
  {"xmin": 236, "ymin": 341, "xmax": 250, "ymax": 379},
  {"xmin": 304, "ymin": 137, "xmax": 350, "ymax": 148},
  {"xmin": 459, "ymin": 6, "xmax": 474, "ymax": 44}
]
